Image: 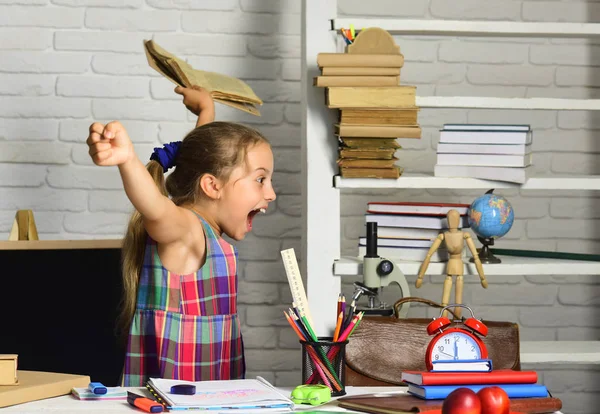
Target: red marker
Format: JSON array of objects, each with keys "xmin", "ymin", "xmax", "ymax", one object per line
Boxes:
[{"xmin": 127, "ymin": 391, "xmax": 163, "ymax": 413}]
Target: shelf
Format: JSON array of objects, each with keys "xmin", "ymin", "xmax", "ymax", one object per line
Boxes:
[
  {"xmin": 0, "ymin": 239, "xmax": 122, "ymax": 250},
  {"xmin": 521, "ymin": 341, "xmax": 600, "ymax": 364},
  {"xmin": 334, "ymin": 256, "xmax": 600, "ymax": 277},
  {"xmin": 334, "ymin": 174, "xmax": 600, "ymax": 190},
  {"xmin": 416, "ymin": 96, "xmax": 600, "ymax": 110},
  {"xmin": 332, "ymin": 18, "xmax": 600, "ymax": 38}
]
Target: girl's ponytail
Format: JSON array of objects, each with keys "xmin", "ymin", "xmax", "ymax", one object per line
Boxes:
[{"xmin": 118, "ymin": 160, "xmax": 169, "ymax": 339}]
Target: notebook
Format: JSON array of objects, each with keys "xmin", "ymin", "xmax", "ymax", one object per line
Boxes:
[{"xmin": 146, "ymin": 377, "xmax": 293, "ymax": 411}]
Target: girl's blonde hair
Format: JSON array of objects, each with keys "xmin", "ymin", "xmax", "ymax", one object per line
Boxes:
[{"xmin": 118, "ymin": 121, "xmax": 269, "ymax": 337}]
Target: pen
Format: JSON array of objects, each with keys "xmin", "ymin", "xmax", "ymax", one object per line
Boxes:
[{"xmin": 127, "ymin": 391, "xmax": 163, "ymax": 413}]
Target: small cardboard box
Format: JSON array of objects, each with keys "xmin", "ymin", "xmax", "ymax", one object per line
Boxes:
[{"xmin": 0, "ymin": 355, "xmax": 18, "ymax": 385}]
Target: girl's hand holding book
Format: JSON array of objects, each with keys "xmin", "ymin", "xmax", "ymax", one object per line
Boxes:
[
  {"xmin": 87, "ymin": 121, "xmax": 135, "ymax": 167},
  {"xmin": 174, "ymin": 85, "xmax": 215, "ymax": 126}
]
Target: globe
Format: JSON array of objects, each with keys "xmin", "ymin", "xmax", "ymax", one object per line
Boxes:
[{"xmin": 468, "ymin": 193, "xmax": 514, "ymax": 240}]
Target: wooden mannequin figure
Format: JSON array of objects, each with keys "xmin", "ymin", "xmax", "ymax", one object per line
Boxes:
[{"xmin": 415, "ymin": 209, "xmax": 488, "ymax": 318}]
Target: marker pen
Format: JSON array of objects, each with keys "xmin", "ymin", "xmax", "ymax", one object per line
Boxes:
[
  {"xmin": 88, "ymin": 382, "xmax": 107, "ymax": 395},
  {"xmin": 127, "ymin": 391, "xmax": 163, "ymax": 413}
]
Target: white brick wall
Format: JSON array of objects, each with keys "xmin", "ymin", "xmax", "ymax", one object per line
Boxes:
[
  {"xmin": 0, "ymin": 0, "xmax": 303, "ymax": 385},
  {"xmin": 2, "ymin": 0, "xmax": 599, "ymax": 407}
]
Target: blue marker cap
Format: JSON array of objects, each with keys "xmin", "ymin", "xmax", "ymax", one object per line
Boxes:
[
  {"xmin": 89, "ymin": 382, "xmax": 107, "ymax": 395},
  {"xmin": 170, "ymin": 384, "xmax": 196, "ymax": 395}
]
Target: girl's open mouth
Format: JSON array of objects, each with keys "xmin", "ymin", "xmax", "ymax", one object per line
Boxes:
[{"xmin": 247, "ymin": 208, "xmax": 266, "ymax": 231}]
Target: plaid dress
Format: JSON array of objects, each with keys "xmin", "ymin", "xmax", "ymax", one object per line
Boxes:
[{"xmin": 123, "ymin": 214, "xmax": 244, "ymax": 386}]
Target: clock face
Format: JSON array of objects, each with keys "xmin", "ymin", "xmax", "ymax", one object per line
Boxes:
[{"xmin": 430, "ymin": 331, "xmax": 482, "ymax": 362}]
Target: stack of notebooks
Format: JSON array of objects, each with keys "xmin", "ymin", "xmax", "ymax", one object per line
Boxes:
[
  {"xmin": 315, "ymin": 29, "xmax": 421, "ymax": 179},
  {"xmin": 338, "ymin": 359, "xmax": 562, "ymax": 413},
  {"xmin": 359, "ymin": 201, "xmax": 470, "ymax": 262},
  {"xmin": 401, "ymin": 359, "xmax": 549, "ymax": 400},
  {"xmin": 434, "ymin": 124, "xmax": 533, "ymax": 184}
]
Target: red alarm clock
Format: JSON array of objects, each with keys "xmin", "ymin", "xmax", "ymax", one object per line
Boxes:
[{"xmin": 425, "ymin": 304, "xmax": 488, "ymax": 371}]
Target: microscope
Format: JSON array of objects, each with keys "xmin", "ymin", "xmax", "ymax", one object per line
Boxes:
[{"xmin": 352, "ymin": 222, "xmax": 411, "ymax": 317}]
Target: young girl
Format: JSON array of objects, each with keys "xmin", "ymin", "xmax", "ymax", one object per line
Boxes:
[{"xmin": 86, "ymin": 86, "xmax": 276, "ymax": 386}]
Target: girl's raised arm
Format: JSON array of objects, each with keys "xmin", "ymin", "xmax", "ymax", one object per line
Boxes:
[{"xmin": 87, "ymin": 121, "xmax": 189, "ymax": 244}]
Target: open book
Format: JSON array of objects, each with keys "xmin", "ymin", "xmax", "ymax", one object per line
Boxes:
[
  {"xmin": 146, "ymin": 376, "xmax": 293, "ymax": 412},
  {"xmin": 144, "ymin": 40, "xmax": 263, "ymax": 116}
]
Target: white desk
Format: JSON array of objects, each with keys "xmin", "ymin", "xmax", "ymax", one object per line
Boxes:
[
  {"xmin": 0, "ymin": 386, "xmax": 402, "ymax": 413},
  {"xmin": 0, "ymin": 386, "xmax": 564, "ymax": 413}
]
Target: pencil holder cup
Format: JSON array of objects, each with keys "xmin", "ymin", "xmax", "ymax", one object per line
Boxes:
[{"xmin": 300, "ymin": 337, "xmax": 348, "ymax": 396}]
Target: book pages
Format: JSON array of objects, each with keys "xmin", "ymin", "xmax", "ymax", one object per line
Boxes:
[{"xmin": 144, "ymin": 40, "xmax": 262, "ymax": 116}]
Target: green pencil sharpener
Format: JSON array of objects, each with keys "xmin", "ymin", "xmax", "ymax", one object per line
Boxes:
[{"xmin": 290, "ymin": 384, "xmax": 332, "ymax": 406}]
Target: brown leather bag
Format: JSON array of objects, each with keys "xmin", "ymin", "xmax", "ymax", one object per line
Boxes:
[{"xmin": 345, "ymin": 297, "xmax": 521, "ymax": 386}]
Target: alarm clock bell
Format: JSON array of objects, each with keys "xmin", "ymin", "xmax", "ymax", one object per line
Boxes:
[{"xmin": 352, "ymin": 222, "xmax": 411, "ymax": 317}]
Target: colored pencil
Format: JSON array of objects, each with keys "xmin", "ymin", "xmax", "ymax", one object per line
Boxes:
[
  {"xmin": 332, "ymin": 311, "xmax": 343, "ymax": 342},
  {"xmin": 283, "ymin": 311, "xmax": 334, "ymax": 390}
]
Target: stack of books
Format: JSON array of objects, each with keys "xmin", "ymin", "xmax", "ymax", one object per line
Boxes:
[
  {"xmin": 359, "ymin": 202, "xmax": 470, "ymax": 262},
  {"xmin": 401, "ymin": 359, "xmax": 549, "ymax": 400},
  {"xmin": 315, "ymin": 50, "xmax": 421, "ymax": 179},
  {"xmin": 434, "ymin": 124, "xmax": 533, "ymax": 184}
]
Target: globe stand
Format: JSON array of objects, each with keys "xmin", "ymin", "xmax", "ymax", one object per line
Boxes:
[{"xmin": 470, "ymin": 236, "xmax": 502, "ymax": 264}]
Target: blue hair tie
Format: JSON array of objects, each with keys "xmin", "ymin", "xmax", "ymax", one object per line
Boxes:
[{"xmin": 150, "ymin": 141, "xmax": 181, "ymax": 172}]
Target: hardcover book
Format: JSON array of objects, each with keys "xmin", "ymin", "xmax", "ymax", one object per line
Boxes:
[
  {"xmin": 314, "ymin": 75, "xmax": 399, "ymax": 87},
  {"xmin": 327, "ymin": 86, "xmax": 416, "ymax": 109},
  {"xmin": 436, "ymin": 143, "xmax": 532, "ymax": 156},
  {"xmin": 364, "ymin": 213, "xmax": 469, "ymax": 229},
  {"xmin": 339, "ymin": 158, "xmax": 398, "ymax": 168},
  {"xmin": 443, "ymin": 124, "xmax": 530, "ymax": 132},
  {"xmin": 341, "ymin": 108, "xmax": 419, "ymax": 125},
  {"xmin": 340, "ymin": 138, "xmax": 401, "ymax": 149},
  {"xmin": 401, "ymin": 369, "xmax": 538, "ymax": 386},
  {"xmin": 408, "ymin": 382, "xmax": 549, "ymax": 399},
  {"xmin": 436, "ymin": 152, "xmax": 533, "ymax": 168},
  {"xmin": 339, "ymin": 148, "xmax": 396, "ymax": 159},
  {"xmin": 322, "ymin": 66, "xmax": 401, "ymax": 76},
  {"xmin": 433, "ymin": 164, "xmax": 533, "ymax": 184},
  {"xmin": 317, "ymin": 53, "xmax": 405, "ymax": 68},
  {"xmin": 438, "ymin": 130, "xmax": 532, "ymax": 145},
  {"xmin": 341, "ymin": 166, "xmax": 403, "ymax": 179},
  {"xmin": 335, "ymin": 124, "xmax": 421, "ymax": 138},
  {"xmin": 366, "ymin": 202, "xmax": 469, "ymax": 216}
]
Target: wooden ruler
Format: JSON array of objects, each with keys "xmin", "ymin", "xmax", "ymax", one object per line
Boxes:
[{"xmin": 280, "ymin": 248, "xmax": 314, "ymax": 327}]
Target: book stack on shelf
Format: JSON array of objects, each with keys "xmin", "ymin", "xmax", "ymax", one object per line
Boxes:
[
  {"xmin": 401, "ymin": 359, "xmax": 550, "ymax": 401},
  {"xmin": 434, "ymin": 124, "xmax": 533, "ymax": 184},
  {"xmin": 359, "ymin": 202, "xmax": 470, "ymax": 262},
  {"xmin": 315, "ymin": 27, "xmax": 421, "ymax": 179}
]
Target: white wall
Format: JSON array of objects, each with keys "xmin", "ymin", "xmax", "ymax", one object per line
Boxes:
[{"xmin": 0, "ymin": 0, "xmax": 303, "ymax": 387}]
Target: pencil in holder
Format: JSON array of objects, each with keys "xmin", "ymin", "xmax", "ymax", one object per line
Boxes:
[{"xmin": 300, "ymin": 337, "xmax": 347, "ymax": 396}]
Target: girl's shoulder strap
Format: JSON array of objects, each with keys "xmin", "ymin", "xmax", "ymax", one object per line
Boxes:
[{"xmin": 188, "ymin": 208, "xmax": 218, "ymax": 241}]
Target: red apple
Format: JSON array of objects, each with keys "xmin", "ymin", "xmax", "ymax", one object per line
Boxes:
[
  {"xmin": 477, "ymin": 386, "xmax": 510, "ymax": 414},
  {"xmin": 442, "ymin": 388, "xmax": 482, "ymax": 414}
]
